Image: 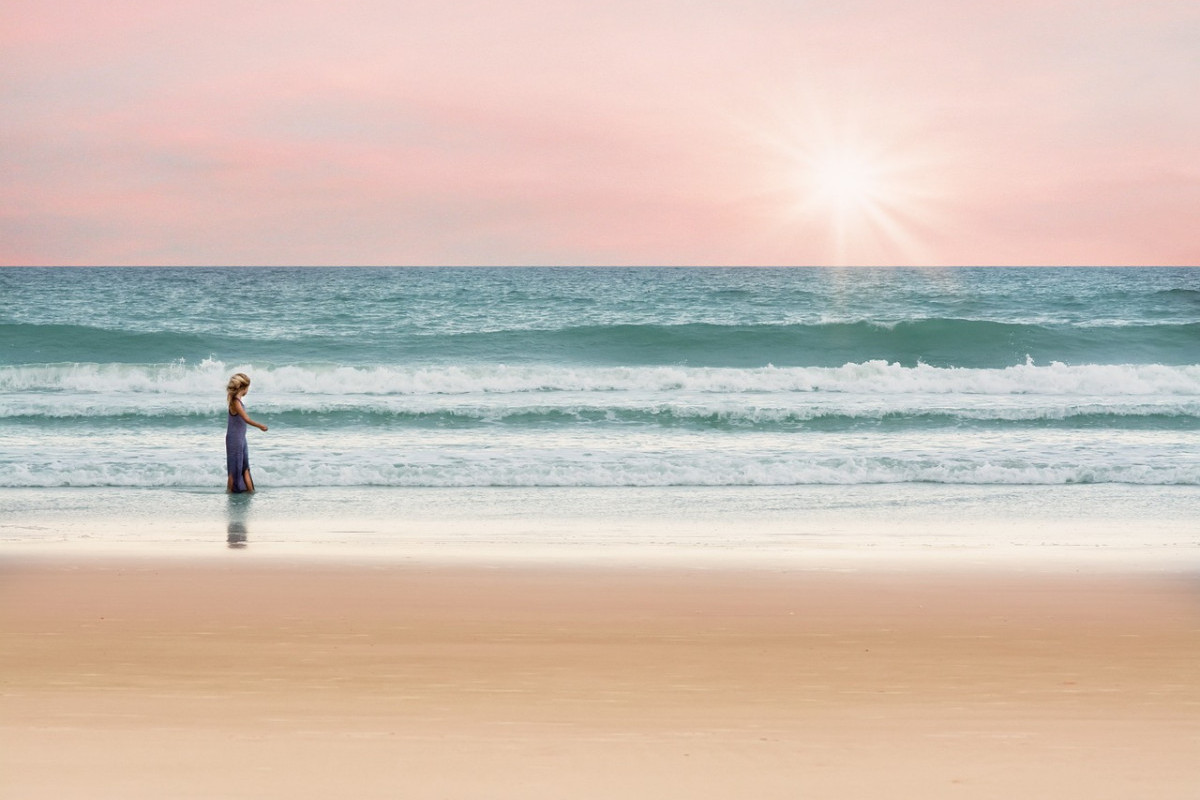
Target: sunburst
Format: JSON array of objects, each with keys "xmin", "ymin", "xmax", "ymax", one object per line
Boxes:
[{"xmin": 748, "ymin": 97, "xmax": 951, "ymax": 265}]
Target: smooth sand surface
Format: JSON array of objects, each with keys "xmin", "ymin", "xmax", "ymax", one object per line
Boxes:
[{"xmin": 2, "ymin": 558, "xmax": 1199, "ymax": 799}]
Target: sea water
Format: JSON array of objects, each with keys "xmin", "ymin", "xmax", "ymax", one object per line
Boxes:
[{"xmin": 2, "ymin": 267, "xmax": 1197, "ymax": 562}]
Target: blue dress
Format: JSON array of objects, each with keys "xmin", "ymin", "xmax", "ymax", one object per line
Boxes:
[{"xmin": 226, "ymin": 401, "xmax": 251, "ymax": 492}]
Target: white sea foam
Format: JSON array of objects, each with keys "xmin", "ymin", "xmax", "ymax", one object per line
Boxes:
[
  {"xmin": 4, "ymin": 424, "xmax": 1196, "ymax": 488},
  {"xmin": 4, "ymin": 359, "xmax": 1200, "ymax": 397},
  {"xmin": 4, "ymin": 357, "xmax": 1197, "ymax": 488},
  {"xmin": 4, "ymin": 392, "xmax": 1198, "ymax": 424}
]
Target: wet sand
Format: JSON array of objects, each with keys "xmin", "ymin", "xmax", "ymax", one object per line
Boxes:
[{"xmin": 2, "ymin": 558, "xmax": 1199, "ymax": 798}]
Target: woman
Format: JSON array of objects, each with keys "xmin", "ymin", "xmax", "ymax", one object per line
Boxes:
[{"xmin": 226, "ymin": 373, "xmax": 268, "ymax": 493}]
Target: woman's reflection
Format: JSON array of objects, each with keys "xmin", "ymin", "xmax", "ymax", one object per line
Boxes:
[{"xmin": 226, "ymin": 494, "xmax": 251, "ymax": 548}]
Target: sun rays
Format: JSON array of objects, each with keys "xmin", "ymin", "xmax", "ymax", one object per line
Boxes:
[{"xmin": 748, "ymin": 95, "xmax": 954, "ymax": 266}]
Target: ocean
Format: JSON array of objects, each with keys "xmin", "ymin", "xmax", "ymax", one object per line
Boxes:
[{"xmin": 2, "ymin": 266, "xmax": 1198, "ymax": 563}]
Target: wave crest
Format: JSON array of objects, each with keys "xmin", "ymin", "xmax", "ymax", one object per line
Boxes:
[{"xmin": 5, "ymin": 359, "xmax": 1200, "ymax": 397}]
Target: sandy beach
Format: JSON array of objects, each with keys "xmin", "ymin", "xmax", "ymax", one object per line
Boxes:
[{"xmin": 2, "ymin": 556, "xmax": 1198, "ymax": 799}]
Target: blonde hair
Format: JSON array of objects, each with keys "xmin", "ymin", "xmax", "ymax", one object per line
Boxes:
[{"xmin": 226, "ymin": 373, "xmax": 251, "ymax": 414}]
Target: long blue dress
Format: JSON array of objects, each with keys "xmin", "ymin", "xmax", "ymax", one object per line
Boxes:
[{"xmin": 226, "ymin": 401, "xmax": 251, "ymax": 492}]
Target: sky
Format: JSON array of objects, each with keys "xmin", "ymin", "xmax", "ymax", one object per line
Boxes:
[{"xmin": 2, "ymin": 1, "xmax": 1198, "ymax": 266}]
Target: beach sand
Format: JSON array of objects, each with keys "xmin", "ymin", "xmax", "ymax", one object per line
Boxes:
[{"xmin": 2, "ymin": 557, "xmax": 1198, "ymax": 799}]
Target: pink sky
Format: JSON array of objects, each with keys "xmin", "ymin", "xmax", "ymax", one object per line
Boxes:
[{"xmin": 2, "ymin": 1, "xmax": 1197, "ymax": 266}]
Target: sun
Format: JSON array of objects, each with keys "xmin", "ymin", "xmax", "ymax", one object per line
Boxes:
[
  {"xmin": 809, "ymin": 150, "xmax": 883, "ymax": 214},
  {"xmin": 746, "ymin": 95, "xmax": 951, "ymax": 265}
]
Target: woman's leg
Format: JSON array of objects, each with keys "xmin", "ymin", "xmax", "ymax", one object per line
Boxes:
[
  {"xmin": 243, "ymin": 469, "xmax": 255, "ymax": 492},
  {"xmin": 227, "ymin": 474, "xmax": 234, "ymax": 493}
]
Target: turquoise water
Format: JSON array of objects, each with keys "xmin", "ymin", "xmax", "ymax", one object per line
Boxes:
[{"xmin": 1, "ymin": 267, "xmax": 1198, "ymax": 491}]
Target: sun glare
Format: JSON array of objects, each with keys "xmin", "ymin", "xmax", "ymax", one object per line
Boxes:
[
  {"xmin": 810, "ymin": 151, "xmax": 881, "ymax": 212},
  {"xmin": 792, "ymin": 140, "xmax": 928, "ymax": 264},
  {"xmin": 749, "ymin": 96, "xmax": 951, "ymax": 265}
]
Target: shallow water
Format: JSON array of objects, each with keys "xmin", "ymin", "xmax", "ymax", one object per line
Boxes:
[{"xmin": 3, "ymin": 484, "xmax": 1197, "ymax": 572}]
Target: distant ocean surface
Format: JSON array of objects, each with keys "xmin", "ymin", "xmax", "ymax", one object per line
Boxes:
[{"xmin": 2, "ymin": 267, "xmax": 1198, "ymax": 491}]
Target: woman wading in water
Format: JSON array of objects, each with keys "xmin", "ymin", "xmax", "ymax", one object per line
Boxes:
[{"xmin": 226, "ymin": 373, "xmax": 268, "ymax": 493}]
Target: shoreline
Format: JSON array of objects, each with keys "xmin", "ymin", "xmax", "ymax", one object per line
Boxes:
[
  {"xmin": 3, "ymin": 556, "xmax": 1199, "ymax": 798},
  {"xmin": 3, "ymin": 483, "xmax": 1199, "ymax": 574}
]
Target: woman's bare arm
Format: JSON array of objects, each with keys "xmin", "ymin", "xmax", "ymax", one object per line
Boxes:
[{"xmin": 235, "ymin": 401, "xmax": 268, "ymax": 432}]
